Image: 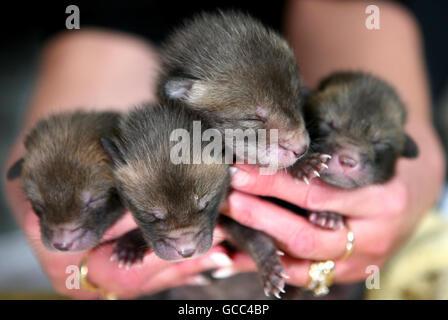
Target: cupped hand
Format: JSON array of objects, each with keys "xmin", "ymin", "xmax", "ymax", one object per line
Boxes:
[{"xmin": 220, "ymin": 163, "xmax": 419, "ymax": 287}]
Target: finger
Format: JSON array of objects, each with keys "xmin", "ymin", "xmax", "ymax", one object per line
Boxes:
[
  {"xmin": 21, "ymin": 212, "xmax": 101, "ymax": 298},
  {"xmin": 217, "ymin": 251, "xmax": 372, "ymax": 287},
  {"xmin": 210, "ymin": 251, "xmax": 353, "ymax": 290},
  {"xmin": 204, "ymin": 250, "xmax": 258, "ymax": 280},
  {"xmin": 138, "ymin": 246, "xmax": 233, "ymax": 297},
  {"xmin": 208, "ymin": 247, "xmax": 381, "ymax": 288},
  {"xmin": 86, "ymin": 227, "xmax": 232, "ymax": 298},
  {"xmin": 223, "ymin": 191, "xmax": 348, "ymax": 261},
  {"xmin": 278, "ymin": 256, "xmax": 359, "ymax": 287},
  {"xmin": 230, "ymin": 164, "xmax": 407, "ymax": 217}
]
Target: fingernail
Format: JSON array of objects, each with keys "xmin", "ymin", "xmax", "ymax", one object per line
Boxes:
[
  {"xmin": 209, "ymin": 252, "xmax": 233, "ymax": 268},
  {"xmin": 185, "ymin": 275, "xmax": 212, "ymax": 286},
  {"xmin": 231, "ymin": 169, "xmax": 251, "ymax": 187},
  {"xmin": 211, "ymin": 267, "xmax": 237, "ymax": 279}
]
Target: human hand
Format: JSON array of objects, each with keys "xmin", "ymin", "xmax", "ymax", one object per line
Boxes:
[
  {"xmin": 2, "ymin": 29, "xmax": 236, "ymax": 299},
  {"xmin": 219, "ymin": 161, "xmax": 432, "ymax": 287}
]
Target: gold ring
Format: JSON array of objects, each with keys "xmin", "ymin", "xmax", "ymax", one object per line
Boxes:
[
  {"xmin": 306, "ymin": 260, "xmax": 335, "ymax": 296},
  {"xmin": 79, "ymin": 253, "xmax": 117, "ymax": 300},
  {"xmin": 341, "ymin": 227, "xmax": 355, "ymax": 261}
]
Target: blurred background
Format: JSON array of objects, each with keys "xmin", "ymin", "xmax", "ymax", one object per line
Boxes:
[{"xmin": 0, "ymin": 0, "xmax": 447, "ymax": 299}]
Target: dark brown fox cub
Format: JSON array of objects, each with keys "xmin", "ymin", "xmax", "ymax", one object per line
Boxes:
[
  {"xmin": 290, "ymin": 72, "xmax": 419, "ymax": 229},
  {"xmin": 158, "ymin": 11, "xmax": 310, "ymax": 169},
  {"xmin": 7, "ymin": 112, "xmax": 125, "ymax": 252},
  {"xmin": 101, "ymin": 102, "xmax": 286, "ymax": 298},
  {"xmin": 100, "ymin": 103, "xmax": 229, "ymax": 262},
  {"xmin": 155, "ymin": 11, "xmax": 323, "ymax": 297}
]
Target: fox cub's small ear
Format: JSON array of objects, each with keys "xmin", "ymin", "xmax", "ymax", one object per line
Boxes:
[
  {"xmin": 300, "ymin": 86, "xmax": 312, "ymax": 99},
  {"xmin": 402, "ymin": 134, "xmax": 418, "ymax": 158},
  {"xmin": 100, "ymin": 138, "xmax": 126, "ymax": 165},
  {"xmin": 7, "ymin": 158, "xmax": 24, "ymax": 180}
]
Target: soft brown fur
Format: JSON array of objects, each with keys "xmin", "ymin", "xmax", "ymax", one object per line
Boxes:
[
  {"xmin": 158, "ymin": 11, "xmax": 309, "ymax": 167},
  {"xmin": 293, "ymin": 71, "xmax": 418, "ymax": 189},
  {"xmin": 101, "ymin": 103, "xmax": 230, "ymax": 261},
  {"xmin": 7, "ymin": 112, "xmax": 124, "ymax": 252}
]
